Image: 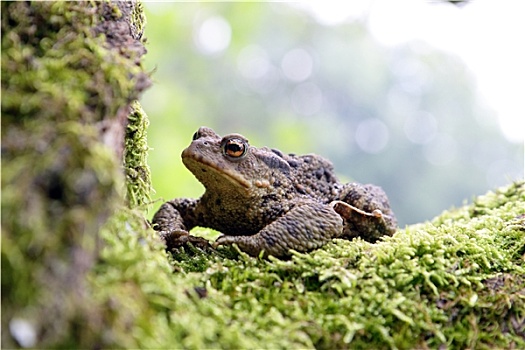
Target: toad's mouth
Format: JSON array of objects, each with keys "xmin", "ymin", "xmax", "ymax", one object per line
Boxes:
[{"xmin": 182, "ymin": 153, "xmax": 252, "ymax": 189}]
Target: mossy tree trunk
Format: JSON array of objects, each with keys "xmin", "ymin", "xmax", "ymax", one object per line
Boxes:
[{"xmin": 1, "ymin": 1, "xmax": 152, "ymax": 347}]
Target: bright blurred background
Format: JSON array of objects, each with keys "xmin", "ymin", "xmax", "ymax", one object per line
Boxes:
[{"xmin": 140, "ymin": 1, "xmax": 524, "ymax": 227}]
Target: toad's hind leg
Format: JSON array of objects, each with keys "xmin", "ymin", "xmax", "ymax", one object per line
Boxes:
[
  {"xmin": 335, "ymin": 183, "xmax": 397, "ymax": 242},
  {"xmin": 214, "ymin": 202, "xmax": 343, "ymax": 258}
]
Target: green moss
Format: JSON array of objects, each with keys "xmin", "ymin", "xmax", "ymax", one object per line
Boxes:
[
  {"xmin": 131, "ymin": 2, "xmax": 147, "ymax": 38},
  {"xmin": 1, "ymin": 2, "xmax": 148, "ymax": 125},
  {"xmin": 125, "ymin": 101, "xmax": 153, "ymax": 209},
  {"xmin": 87, "ymin": 181, "xmax": 524, "ymax": 349}
]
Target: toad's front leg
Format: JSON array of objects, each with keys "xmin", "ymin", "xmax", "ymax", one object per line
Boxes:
[
  {"xmin": 214, "ymin": 201, "xmax": 343, "ymax": 258},
  {"xmin": 152, "ymin": 198, "xmax": 210, "ymax": 251}
]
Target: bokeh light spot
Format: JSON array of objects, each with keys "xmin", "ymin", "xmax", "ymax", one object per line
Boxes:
[
  {"xmin": 9, "ymin": 318, "xmax": 37, "ymax": 348},
  {"xmin": 194, "ymin": 16, "xmax": 231, "ymax": 55},
  {"xmin": 281, "ymin": 48, "xmax": 313, "ymax": 82},
  {"xmin": 238, "ymin": 45, "xmax": 271, "ymax": 80},
  {"xmin": 355, "ymin": 118, "xmax": 390, "ymax": 154},
  {"xmin": 404, "ymin": 111, "xmax": 437, "ymax": 144},
  {"xmin": 237, "ymin": 45, "xmax": 280, "ymax": 94}
]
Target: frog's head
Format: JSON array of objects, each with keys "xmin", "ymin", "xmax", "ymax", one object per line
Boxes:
[{"xmin": 182, "ymin": 127, "xmax": 292, "ymax": 196}]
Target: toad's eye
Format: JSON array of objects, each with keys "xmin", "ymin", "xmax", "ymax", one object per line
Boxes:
[{"xmin": 221, "ymin": 138, "xmax": 248, "ymax": 159}]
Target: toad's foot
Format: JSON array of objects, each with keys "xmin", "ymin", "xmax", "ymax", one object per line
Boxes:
[
  {"xmin": 331, "ymin": 200, "xmax": 397, "ymax": 242},
  {"xmin": 160, "ymin": 229, "xmax": 212, "ymax": 252},
  {"xmin": 214, "ymin": 201, "xmax": 343, "ymax": 258},
  {"xmin": 331, "ymin": 200, "xmax": 385, "ymax": 219}
]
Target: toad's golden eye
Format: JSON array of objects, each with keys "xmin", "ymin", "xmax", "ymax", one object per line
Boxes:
[{"xmin": 221, "ymin": 138, "xmax": 247, "ymax": 158}]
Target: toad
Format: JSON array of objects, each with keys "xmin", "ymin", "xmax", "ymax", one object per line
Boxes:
[{"xmin": 152, "ymin": 127, "xmax": 397, "ymax": 258}]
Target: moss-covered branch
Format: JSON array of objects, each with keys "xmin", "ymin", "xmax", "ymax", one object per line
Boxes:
[{"xmin": 95, "ymin": 182, "xmax": 525, "ymax": 349}]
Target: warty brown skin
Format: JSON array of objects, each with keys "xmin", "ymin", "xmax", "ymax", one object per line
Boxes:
[{"xmin": 152, "ymin": 126, "xmax": 397, "ymax": 258}]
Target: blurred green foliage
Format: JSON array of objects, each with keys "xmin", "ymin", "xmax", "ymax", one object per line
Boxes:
[{"xmin": 141, "ymin": 3, "xmax": 522, "ymax": 226}]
